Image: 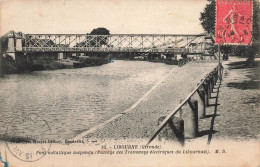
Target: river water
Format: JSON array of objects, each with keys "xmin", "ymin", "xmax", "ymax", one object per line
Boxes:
[{"xmin": 0, "ymin": 60, "xmax": 174, "ymax": 139}]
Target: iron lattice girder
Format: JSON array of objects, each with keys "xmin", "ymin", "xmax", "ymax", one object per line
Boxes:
[
  {"xmin": 24, "ymin": 34, "xmax": 206, "ymax": 53},
  {"xmin": 23, "ymin": 47, "xmax": 199, "ymax": 54}
]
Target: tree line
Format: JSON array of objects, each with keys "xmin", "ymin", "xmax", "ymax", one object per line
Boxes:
[{"xmin": 199, "ymin": 0, "xmax": 259, "ymax": 62}]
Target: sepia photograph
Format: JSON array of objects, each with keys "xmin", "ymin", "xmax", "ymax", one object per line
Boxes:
[{"xmin": 0, "ymin": 0, "xmax": 259, "ymax": 166}]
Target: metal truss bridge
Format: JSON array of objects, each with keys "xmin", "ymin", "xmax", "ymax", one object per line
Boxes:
[{"xmin": 1, "ymin": 31, "xmax": 211, "ymax": 54}]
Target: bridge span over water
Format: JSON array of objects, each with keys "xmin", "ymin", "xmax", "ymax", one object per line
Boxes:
[{"xmin": 1, "ymin": 31, "xmax": 212, "ymax": 55}]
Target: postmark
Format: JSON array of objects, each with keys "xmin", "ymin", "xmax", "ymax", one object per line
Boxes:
[
  {"xmin": 215, "ymin": 0, "xmax": 253, "ymax": 45},
  {"xmin": 5, "ymin": 113, "xmax": 52, "ymax": 162}
]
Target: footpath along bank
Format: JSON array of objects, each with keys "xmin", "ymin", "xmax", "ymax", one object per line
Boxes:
[{"xmin": 205, "ymin": 57, "xmax": 260, "ymax": 141}]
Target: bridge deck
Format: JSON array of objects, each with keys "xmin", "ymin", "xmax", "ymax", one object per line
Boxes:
[{"xmin": 2, "ymin": 31, "xmax": 211, "ymax": 54}]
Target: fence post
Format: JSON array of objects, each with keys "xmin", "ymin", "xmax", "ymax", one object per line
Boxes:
[
  {"xmin": 157, "ymin": 116, "xmax": 184, "ymax": 145},
  {"xmin": 205, "ymin": 77, "xmax": 211, "ymax": 98},
  {"xmin": 216, "ymin": 68, "xmax": 219, "ymax": 83},
  {"xmin": 213, "ymin": 68, "xmax": 218, "ymax": 85},
  {"xmin": 209, "ymin": 73, "xmax": 214, "ymax": 93},
  {"xmin": 208, "ymin": 75, "xmax": 212, "ymax": 95},
  {"xmin": 180, "ymin": 99, "xmax": 198, "ymax": 138},
  {"xmin": 196, "ymin": 86, "xmax": 205, "ymax": 119},
  {"xmin": 203, "ymin": 81, "xmax": 209, "ymax": 106},
  {"xmin": 218, "ymin": 64, "xmax": 222, "ymax": 81}
]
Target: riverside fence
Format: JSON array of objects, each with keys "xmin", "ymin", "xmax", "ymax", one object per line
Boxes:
[{"xmin": 146, "ymin": 64, "xmax": 223, "ymax": 145}]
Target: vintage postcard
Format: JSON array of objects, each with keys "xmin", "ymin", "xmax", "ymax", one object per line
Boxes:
[{"xmin": 0, "ymin": 0, "xmax": 259, "ymax": 166}]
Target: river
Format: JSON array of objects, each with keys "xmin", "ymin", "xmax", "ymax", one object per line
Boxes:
[{"xmin": 0, "ymin": 60, "xmax": 174, "ymax": 140}]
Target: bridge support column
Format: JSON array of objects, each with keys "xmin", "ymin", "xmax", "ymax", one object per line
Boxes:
[
  {"xmin": 58, "ymin": 53, "xmax": 64, "ymax": 60},
  {"xmin": 7, "ymin": 38, "xmax": 15, "ymax": 53},
  {"xmin": 16, "ymin": 38, "xmax": 22, "ymax": 52},
  {"xmin": 64, "ymin": 53, "xmax": 68, "ymax": 59},
  {"xmin": 25, "ymin": 53, "xmax": 32, "ymax": 65},
  {"xmin": 6, "ymin": 31, "xmax": 16, "ymax": 61}
]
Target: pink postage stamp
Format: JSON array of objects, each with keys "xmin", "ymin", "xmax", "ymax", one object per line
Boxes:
[{"xmin": 215, "ymin": 0, "xmax": 253, "ymax": 45}]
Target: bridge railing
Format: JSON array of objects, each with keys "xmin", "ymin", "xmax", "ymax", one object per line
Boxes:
[
  {"xmin": 146, "ymin": 64, "xmax": 223, "ymax": 145},
  {"xmin": 1, "ymin": 31, "xmax": 212, "ymax": 54},
  {"xmin": 23, "ymin": 46, "xmax": 190, "ymax": 53}
]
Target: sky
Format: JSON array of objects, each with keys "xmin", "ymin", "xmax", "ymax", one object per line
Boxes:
[{"xmin": 0, "ymin": 0, "xmax": 208, "ymax": 35}]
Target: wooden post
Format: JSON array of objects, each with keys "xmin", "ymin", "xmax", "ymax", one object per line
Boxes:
[
  {"xmin": 205, "ymin": 77, "xmax": 211, "ymax": 98},
  {"xmin": 210, "ymin": 74, "xmax": 214, "ymax": 93},
  {"xmin": 213, "ymin": 69, "xmax": 218, "ymax": 85},
  {"xmin": 196, "ymin": 87, "xmax": 206, "ymax": 119},
  {"xmin": 218, "ymin": 44, "xmax": 222, "ymax": 81},
  {"xmin": 203, "ymin": 82, "xmax": 209, "ymax": 106}
]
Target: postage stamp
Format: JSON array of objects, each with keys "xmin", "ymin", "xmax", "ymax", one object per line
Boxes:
[
  {"xmin": 4, "ymin": 113, "xmax": 52, "ymax": 162},
  {"xmin": 215, "ymin": 0, "xmax": 253, "ymax": 45}
]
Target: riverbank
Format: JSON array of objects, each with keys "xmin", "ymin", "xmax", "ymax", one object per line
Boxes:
[
  {"xmin": 0, "ymin": 55, "xmax": 109, "ymax": 74},
  {"xmin": 75, "ymin": 60, "xmax": 219, "ymax": 140},
  {"xmin": 1, "ymin": 52, "xmax": 213, "ymax": 75}
]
